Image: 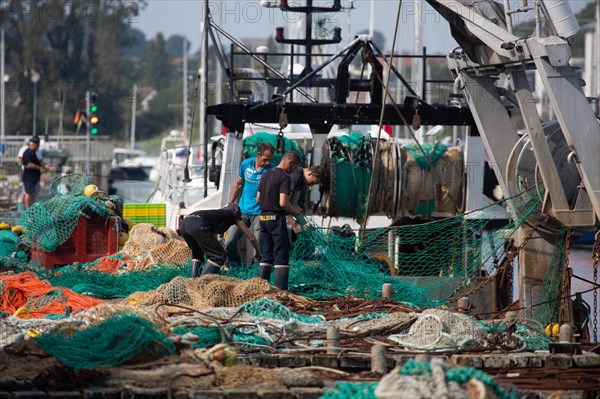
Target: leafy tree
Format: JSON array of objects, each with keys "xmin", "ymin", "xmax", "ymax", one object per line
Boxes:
[
  {"xmin": 0, "ymin": 0, "xmax": 147, "ymax": 138},
  {"xmin": 165, "ymin": 34, "xmax": 191, "ymax": 58},
  {"xmin": 142, "ymin": 33, "xmax": 173, "ymax": 90}
]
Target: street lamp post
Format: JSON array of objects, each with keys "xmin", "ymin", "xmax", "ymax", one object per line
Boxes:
[{"xmin": 31, "ymin": 71, "xmax": 40, "ymax": 137}]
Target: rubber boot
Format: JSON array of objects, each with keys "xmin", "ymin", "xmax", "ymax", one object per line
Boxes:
[
  {"xmin": 191, "ymin": 259, "xmax": 202, "ymax": 277},
  {"xmin": 200, "ymin": 259, "xmax": 221, "ymax": 276},
  {"xmin": 258, "ymin": 263, "xmax": 272, "ymax": 281},
  {"xmin": 274, "ymin": 265, "xmax": 289, "ymax": 291}
]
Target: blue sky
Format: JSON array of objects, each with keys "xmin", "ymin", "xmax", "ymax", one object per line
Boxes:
[{"xmin": 135, "ymin": 0, "xmax": 593, "ymax": 55}]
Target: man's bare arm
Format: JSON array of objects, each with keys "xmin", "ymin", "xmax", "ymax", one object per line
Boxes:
[
  {"xmin": 279, "ymin": 193, "xmax": 302, "ymax": 215},
  {"xmin": 228, "ymin": 177, "xmax": 244, "ymax": 204}
]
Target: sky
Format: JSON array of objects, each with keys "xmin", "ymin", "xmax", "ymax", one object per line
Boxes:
[{"xmin": 134, "ymin": 0, "xmax": 594, "ymax": 55}]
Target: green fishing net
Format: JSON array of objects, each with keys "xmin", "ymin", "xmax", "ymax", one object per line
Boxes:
[
  {"xmin": 18, "ymin": 195, "xmax": 110, "ymax": 252},
  {"xmin": 49, "ymin": 173, "xmax": 89, "ymax": 197},
  {"xmin": 239, "ymin": 298, "xmax": 324, "ymax": 323},
  {"xmin": 39, "ymin": 260, "xmax": 191, "ymax": 299},
  {"xmin": 403, "ymin": 142, "xmax": 447, "ymax": 170},
  {"xmin": 35, "ymin": 313, "xmax": 175, "ymax": 369},
  {"xmin": 320, "ymin": 382, "xmax": 378, "ymax": 399},
  {"xmin": 0, "ymin": 230, "xmax": 19, "ymax": 257},
  {"xmin": 401, "ymin": 360, "xmax": 519, "ymax": 399},
  {"xmin": 243, "ymin": 132, "xmax": 306, "ymax": 165}
]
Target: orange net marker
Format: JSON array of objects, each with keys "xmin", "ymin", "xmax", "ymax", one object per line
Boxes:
[{"xmin": 0, "ymin": 272, "xmax": 104, "ymax": 318}]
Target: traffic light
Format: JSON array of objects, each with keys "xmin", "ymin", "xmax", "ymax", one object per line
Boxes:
[
  {"xmin": 89, "ymin": 95, "xmax": 99, "ymax": 135},
  {"xmin": 74, "ymin": 100, "xmax": 87, "ymax": 133}
]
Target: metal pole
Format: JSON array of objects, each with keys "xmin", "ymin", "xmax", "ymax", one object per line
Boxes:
[
  {"xmin": 183, "ymin": 37, "xmax": 188, "ymax": 135},
  {"xmin": 1, "ymin": 30, "xmax": 5, "ymax": 168},
  {"xmin": 85, "ymin": 90, "xmax": 91, "ymax": 174},
  {"xmin": 32, "ymin": 81, "xmax": 37, "ymax": 136},
  {"xmin": 130, "ymin": 84, "xmax": 137, "ymax": 150},
  {"xmin": 596, "ymin": 1, "xmax": 600, "ymax": 115},
  {"xmin": 201, "ymin": 0, "xmax": 209, "ymax": 197}
]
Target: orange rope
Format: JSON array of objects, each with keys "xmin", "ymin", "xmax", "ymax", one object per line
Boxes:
[
  {"xmin": 90, "ymin": 256, "xmax": 134, "ymax": 274},
  {"xmin": 0, "ymin": 272, "xmax": 104, "ymax": 318}
]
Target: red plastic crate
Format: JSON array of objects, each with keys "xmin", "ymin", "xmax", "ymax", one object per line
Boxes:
[{"xmin": 32, "ymin": 217, "xmax": 119, "ymax": 268}]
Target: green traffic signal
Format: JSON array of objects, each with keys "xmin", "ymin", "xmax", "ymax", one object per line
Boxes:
[
  {"xmin": 91, "ymin": 127, "xmax": 99, "ymax": 135},
  {"xmin": 90, "ymin": 104, "xmax": 98, "ymax": 113}
]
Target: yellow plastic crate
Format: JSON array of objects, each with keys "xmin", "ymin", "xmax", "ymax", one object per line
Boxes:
[{"xmin": 123, "ymin": 204, "xmax": 166, "ymax": 227}]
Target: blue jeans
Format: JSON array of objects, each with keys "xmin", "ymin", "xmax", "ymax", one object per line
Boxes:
[
  {"xmin": 224, "ymin": 213, "xmax": 261, "ymax": 265},
  {"xmin": 259, "ymin": 214, "xmax": 290, "ymax": 266}
]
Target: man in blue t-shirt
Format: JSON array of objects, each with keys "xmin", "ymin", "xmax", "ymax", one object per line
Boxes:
[{"xmin": 224, "ymin": 142, "xmax": 275, "ymax": 265}]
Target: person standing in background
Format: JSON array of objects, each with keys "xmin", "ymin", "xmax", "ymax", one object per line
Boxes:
[
  {"xmin": 21, "ymin": 136, "xmax": 55, "ymax": 209},
  {"xmin": 224, "ymin": 143, "xmax": 275, "ymax": 266},
  {"xmin": 256, "ymin": 151, "xmax": 303, "ymax": 290},
  {"xmin": 17, "ymin": 136, "xmax": 44, "ymax": 210}
]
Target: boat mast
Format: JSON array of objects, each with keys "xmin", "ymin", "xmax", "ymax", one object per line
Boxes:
[{"xmin": 201, "ymin": 0, "xmax": 209, "ymax": 197}]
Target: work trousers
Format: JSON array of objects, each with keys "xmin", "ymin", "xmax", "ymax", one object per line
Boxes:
[
  {"xmin": 259, "ymin": 214, "xmax": 290, "ymax": 266},
  {"xmin": 224, "ymin": 213, "xmax": 261, "ymax": 265},
  {"xmin": 180, "ymin": 215, "xmax": 227, "ymax": 266}
]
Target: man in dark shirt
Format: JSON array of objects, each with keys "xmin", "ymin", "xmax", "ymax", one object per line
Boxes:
[
  {"xmin": 256, "ymin": 151, "xmax": 302, "ymax": 290},
  {"xmin": 287, "ymin": 165, "xmax": 325, "ymax": 233},
  {"xmin": 179, "ymin": 203, "xmax": 261, "ymax": 276},
  {"xmin": 21, "ymin": 136, "xmax": 55, "ymax": 208}
]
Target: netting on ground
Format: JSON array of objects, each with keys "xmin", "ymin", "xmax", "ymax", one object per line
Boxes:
[
  {"xmin": 34, "ymin": 313, "xmax": 175, "ymax": 369},
  {"xmin": 385, "ymin": 359, "xmax": 519, "ymax": 399},
  {"xmin": 123, "ymin": 274, "xmax": 274, "ymax": 309},
  {"xmin": 0, "ymin": 230, "xmax": 19, "ymax": 257},
  {"xmin": 242, "ymin": 132, "xmax": 305, "ymax": 165},
  {"xmin": 18, "ymin": 195, "xmax": 110, "ymax": 251},
  {"xmin": 481, "ymin": 319, "xmax": 552, "ymax": 351},
  {"xmin": 239, "ymin": 298, "xmax": 324, "ymax": 323},
  {"xmin": 320, "ymin": 382, "xmax": 378, "ymax": 399},
  {"xmin": 39, "ymin": 261, "xmax": 191, "ymax": 299},
  {"xmin": 388, "ymin": 309, "xmax": 487, "ymax": 350},
  {"xmin": 0, "ymin": 272, "xmax": 103, "ymax": 318},
  {"xmin": 120, "ymin": 223, "xmax": 191, "ymax": 270}
]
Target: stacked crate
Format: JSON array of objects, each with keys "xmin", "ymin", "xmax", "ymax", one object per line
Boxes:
[{"xmin": 123, "ymin": 203, "xmax": 166, "ymax": 227}]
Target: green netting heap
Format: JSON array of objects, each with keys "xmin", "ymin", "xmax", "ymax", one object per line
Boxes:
[
  {"xmin": 401, "ymin": 360, "xmax": 519, "ymax": 399},
  {"xmin": 35, "ymin": 313, "xmax": 176, "ymax": 369},
  {"xmin": 239, "ymin": 298, "xmax": 324, "ymax": 323},
  {"xmin": 0, "ymin": 230, "xmax": 28, "ymax": 272},
  {"xmin": 404, "ymin": 142, "xmax": 448, "ymax": 170},
  {"xmin": 49, "ymin": 173, "xmax": 89, "ymax": 197},
  {"xmin": 39, "ymin": 259, "xmax": 191, "ymax": 299},
  {"xmin": 0, "ymin": 252, "xmax": 28, "ymax": 272},
  {"xmin": 327, "ymin": 132, "xmax": 372, "ymax": 218},
  {"xmin": 243, "ymin": 132, "xmax": 305, "ymax": 165},
  {"xmin": 481, "ymin": 320, "xmax": 552, "ymax": 350},
  {"xmin": 19, "ymin": 195, "xmax": 110, "ymax": 252},
  {"xmin": 172, "ymin": 325, "xmax": 222, "ymax": 348},
  {"xmin": 171, "ymin": 324, "xmax": 270, "ymax": 348},
  {"xmin": 0, "ymin": 230, "xmax": 20, "ymax": 257},
  {"xmin": 319, "ymin": 382, "xmax": 378, "ymax": 399},
  {"xmin": 288, "ymin": 192, "xmax": 539, "ymax": 305}
]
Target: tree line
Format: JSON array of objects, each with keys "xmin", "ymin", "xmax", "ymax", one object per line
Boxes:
[{"xmin": 0, "ymin": 0, "xmax": 195, "ymax": 142}]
